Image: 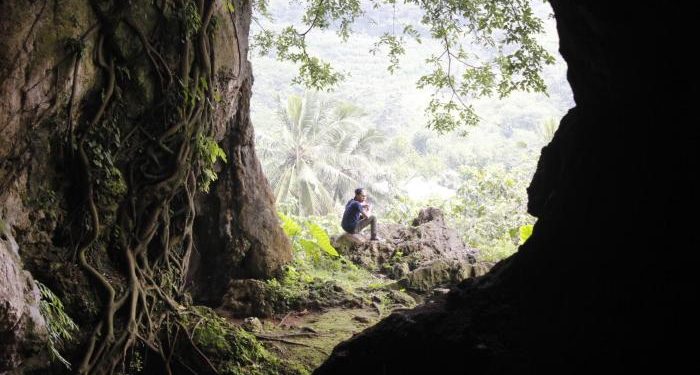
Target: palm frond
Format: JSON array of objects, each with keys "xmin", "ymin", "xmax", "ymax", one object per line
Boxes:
[{"xmin": 351, "ymin": 128, "xmax": 386, "ymax": 155}]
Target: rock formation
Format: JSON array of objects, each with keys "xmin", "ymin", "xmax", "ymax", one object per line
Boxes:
[
  {"xmin": 315, "ymin": 3, "xmax": 700, "ymax": 374},
  {"xmin": 333, "ymin": 207, "xmax": 490, "ymax": 292},
  {"xmin": 0, "ymin": 0, "xmax": 290, "ymax": 371},
  {"xmin": 1, "ymin": 227, "xmax": 47, "ymax": 372}
]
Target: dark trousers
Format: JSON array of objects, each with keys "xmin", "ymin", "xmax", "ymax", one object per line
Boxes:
[{"xmin": 353, "ymin": 215, "xmax": 377, "ymax": 238}]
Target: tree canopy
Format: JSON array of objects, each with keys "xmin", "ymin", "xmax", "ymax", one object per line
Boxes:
[{"xmin": 252, "ymin": 0, "xmax": 554, "ymax": 133}]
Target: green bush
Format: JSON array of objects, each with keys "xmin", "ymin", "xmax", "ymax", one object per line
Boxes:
[{"xmin": 270, "ymin": 212, "xmax": 389, "ymax": 309}]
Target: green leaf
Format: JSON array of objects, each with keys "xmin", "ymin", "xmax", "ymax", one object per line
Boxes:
[
  {"xmin": 299, "ymin": 238, "xmax": 321, "ymax": 261},
  {"xmin": 279, "ymin": 212, "xmax": 302, "ymax": 237},
  {"xmin": 307, "ymin": 222, "xmax": 338, "ymax": 257},
  {"xmin": 518, "ymin": 224, "xmax": 534, "ymax": 245},
  {"xmin": 37, "ymin": 281, "xmax": 78, "ymax": 370}
]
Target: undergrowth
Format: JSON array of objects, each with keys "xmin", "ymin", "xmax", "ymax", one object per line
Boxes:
[
  {"xmin": 277, "ymin": 214, "xmax": 387, "ymax": 286},
  {"xmin": 265, "ymin": 213, "xmax": 410, "ymax": 314},
  {"xmin": 180, "ymin": 306, "xmax": 307, "ymax": 375}
]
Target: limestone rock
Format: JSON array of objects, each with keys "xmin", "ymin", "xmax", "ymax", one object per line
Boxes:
[
  {"xmin": 399, "ymin": 259, "xmax": 473, "ymax": 292},
  {"xmin": 1, "ymin": 229, "xmax": 48, "ymax": 373},
  {"xmin": 386, "ymin": 290, "xmax": 416, "ymax": 307},
  {"xmin": 332, "ymin": 208, "xmax": 488, "ymax": 290},
  {"xmin": 219, "ymin": 278, "xmax": 364, "ymax": 318},
  {"xmin": 242, "ymin": 317, "xmax": 263, "ymax": 333},
  {"xmin": 219, "ymin": 279, "xmax": 276, "ymax": 318}
]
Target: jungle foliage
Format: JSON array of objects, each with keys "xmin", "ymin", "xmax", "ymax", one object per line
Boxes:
[
  {"xmin": 257, "ymin": 93, "xmax": 387, "ymax": 215},
  {"xmin": 259, "ymin": 90, "xmax": 554, "ymax": 262},
  {"xmin": 252, "ymin": 0, "xmax": 554, "ymax": 132},
  {"xmin": 270, "ymin": 213, "xmax": 395, "ymax": 310}
]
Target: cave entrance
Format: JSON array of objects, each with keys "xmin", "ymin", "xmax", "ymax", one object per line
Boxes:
[{"xmin": 243, "ymin": 0, "xmax": 572, "ymax": 372}]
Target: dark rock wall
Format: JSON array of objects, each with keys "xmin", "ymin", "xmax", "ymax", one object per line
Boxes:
[
  {"xmin": 188, "ymin": 0, "xmax": 292, "ymax": 305},
  {"xmin": 507, "ymin": 2, "xmax": 698, "ymax": 371},
  {"xmin": 316, "ymin": 3, "xmax": 699, "ymax": 374},
  {"xmin": 1, "ymin": 2, "xmax": 100, "ymax": 371},
  {"xmin": 0, "ymin": 0, "xmax": 290, "ymax": 370}
]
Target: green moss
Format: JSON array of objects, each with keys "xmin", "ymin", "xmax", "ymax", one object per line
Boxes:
[
  {"xmin": 183, "ymin": 307, "xmax": 307, "ymax": 375},
  {"xmin": 104, "ymin": 167, "xmax": 127, "ymax": 197},
  {"xmin": 191, "ymin": 308, "xmax": 232, "ymax": 352},
  {"xmin": 261, "ymin": 307, "xmax": 379, "ymax": 372},
  {"xmin": 183, "ymin": 1, "xmax": 202, "ymax": 39}
]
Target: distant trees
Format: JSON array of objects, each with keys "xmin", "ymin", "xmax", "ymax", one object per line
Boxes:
[
  {"xmin": 257, "ymin": 93, "xmax": 386, "ymax": 215},
  {"xmin": 252, "ymin": 0, "xmax": 554, "ymax": 133},
  {"xmin": 256, "ymin": 91, "xmax": 542, "ymax": 261},
  {"xmin": 450, "ymin": 165, "xmax": 534, "ymax": 260}
]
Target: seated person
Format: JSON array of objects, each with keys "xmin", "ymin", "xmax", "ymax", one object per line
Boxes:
[{"xmin": 341, "ymin": 188, "xmax": 379, "ymax": 241}]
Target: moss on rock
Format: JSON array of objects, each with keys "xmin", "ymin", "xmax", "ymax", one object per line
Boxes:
[{"xmin": 179, "ymin": 306, "xmax": 307, "ymax": 375}]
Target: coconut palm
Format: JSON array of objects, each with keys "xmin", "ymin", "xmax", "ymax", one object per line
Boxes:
[{"xmin": 257, "ymin": 92, "xmax": 387, "ymax": 216}]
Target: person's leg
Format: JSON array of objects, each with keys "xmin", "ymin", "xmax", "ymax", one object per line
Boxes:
[{"xmin": 354, "ymin": 215, "xmax": 377, "ymax": 239}]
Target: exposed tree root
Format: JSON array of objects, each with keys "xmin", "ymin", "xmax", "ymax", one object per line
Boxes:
[{"xmin": 59, "ymin": 1, "xmax": 234, "ymax": 373}]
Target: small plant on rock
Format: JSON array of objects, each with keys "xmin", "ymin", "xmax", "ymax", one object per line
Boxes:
[{"xmin": 36, "ymin": 281, "xmax": 78, "ymax": 370}]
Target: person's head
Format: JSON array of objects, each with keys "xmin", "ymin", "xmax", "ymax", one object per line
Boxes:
[{"xmin": 354, "ymin": 188, "xmax": 367, "ymax": 202}]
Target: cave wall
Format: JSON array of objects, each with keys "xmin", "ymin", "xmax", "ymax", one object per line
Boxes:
[
  {"xmin": 0, "ymin": 0, "xmax": 290, "ymax": 371},
  {"xmin": 506, "ymin": 2, "xmax": 699, "ymax": 371},
  {"xmin": 0, "ymin": 2, "xmax": 99, "ymax": 371},
  {"xmin": 1, "ymin": 222, "xmax": 47, "ymax": 371},
  {"xmin": 316, "ymin": 3, "xmax": 699, "ymax": 374},
  {"xmin": 188, "ymin": 0, "xmax": 292, "ymax": 305}
]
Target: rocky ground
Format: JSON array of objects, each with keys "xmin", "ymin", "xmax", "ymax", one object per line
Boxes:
[
  {"xmin": 333, "ymin": 207, "xmax": 492, "ymax": 292},
  {"xmin": 216, "ymin": 208, "xmax": 493, "ymax": 372}
]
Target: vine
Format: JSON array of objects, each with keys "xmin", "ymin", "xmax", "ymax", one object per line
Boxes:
[{"xmin": 56, "ymin": 1, "xmax": 232, "ymax": 373}]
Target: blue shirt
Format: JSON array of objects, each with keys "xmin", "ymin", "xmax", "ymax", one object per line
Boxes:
[{"xmin": 341, "ymin": 199, "xmax": 363, "ymax": 233}]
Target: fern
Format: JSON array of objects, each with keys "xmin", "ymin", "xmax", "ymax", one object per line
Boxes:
[
  {"xmin": 36, "ymin": 281, "xmax": 78, "ymax": 370},
  {"xmin": 278, "ymin": 212, "xmax": 339, "ymax": 260},
  {"xmin": 196, "ymin": 134, "xmax": 227, "ymax": 192}
]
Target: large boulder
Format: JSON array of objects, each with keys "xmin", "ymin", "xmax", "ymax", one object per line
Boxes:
[
  {"xmin": 333, "ymin": 208, "xmax": 488, "ymax": 291},
  {"xmin": 218, "ymin": 279, "xmax": 276, "ymax": 318},
  {"xmin": 400, "ymin": 259, "xmax": 472, "ymax": 292}
]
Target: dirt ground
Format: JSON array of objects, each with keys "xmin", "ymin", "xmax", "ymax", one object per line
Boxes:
[{"xmin": 226, "ymin": 305, "xmax": 411, "ymax": 372}]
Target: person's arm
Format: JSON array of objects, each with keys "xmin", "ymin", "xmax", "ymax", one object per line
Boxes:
[{"xmin": 360, "ymin": 202, "xmax": 372, "ymax": 218}]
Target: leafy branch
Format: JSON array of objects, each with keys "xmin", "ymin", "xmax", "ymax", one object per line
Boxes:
[
  {"xmin": 37, "ymin": 281, "xmax": 78, "ymax": 370},
  {"xmin": 251, "ymin": 0, "xmax": 555, "ymax": 132}
]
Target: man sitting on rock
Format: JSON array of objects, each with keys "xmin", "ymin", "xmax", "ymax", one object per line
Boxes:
[{"xmin": 341, "ymin": 188, "xmax": 379, "ymax": 241}]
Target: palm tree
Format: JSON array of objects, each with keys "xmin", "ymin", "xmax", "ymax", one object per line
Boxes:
[{"xmin": 257, "ymin": 92, "xmax": 387, "ymax": 216}]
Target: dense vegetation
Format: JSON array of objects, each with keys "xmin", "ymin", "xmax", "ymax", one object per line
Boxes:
[
  {"xmin": 251, "ymin": 0, "xmax": 572, "ymax": 261},
  {"xmin": 256, "ymin": 90, "xmax": 561, "ymax": 261},
  {"xmin": 3, "ymin": 1, "xmax": 296, "ymax": 374}
]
